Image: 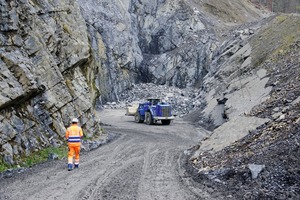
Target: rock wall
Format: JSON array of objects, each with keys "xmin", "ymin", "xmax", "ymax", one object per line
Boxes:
[
  {"xmin": 78, "ymin": 0, "xmax": 267, "ymax": 100},
  {"xmin": 78, "ymin": 0, "xmax": 143, "ymax": 103},
  {"xmin": 0, "ymin": 0, "xmax": 102, "ymax": 165},
  {"xmin": 80, "ymin": 0, "xmax": 213, "ymax": 100},
  {"xmin": 0, "ymin": 0, "xmax": 267, "ymax": 165},
  {"xmin": 188, "ymin": 15, "xmax": 300, "ymax": 199},
  {"xmin": 134, "ymin": 0, "xmax": 216, "ymax": 88}
]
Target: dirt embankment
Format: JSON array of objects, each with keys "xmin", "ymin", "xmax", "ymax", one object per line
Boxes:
[{"xmin": 188, "ymin": 15, "xmax": 300, "ymax": 199}]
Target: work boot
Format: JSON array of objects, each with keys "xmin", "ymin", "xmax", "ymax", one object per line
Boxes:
[
  {"xmin": 74, "ymin": 164, "xmax": 79, "ymax": 169},
  {"xmin": 68, "ymin": 164, "xmax": 73, "ymax": 171}
]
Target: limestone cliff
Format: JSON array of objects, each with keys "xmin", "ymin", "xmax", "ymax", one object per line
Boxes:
[
  {"xmin": 79, "ymin": 0, "xmax": 266, "ymax": 97},
  {"xmin": 0, "ymin": 0, "xmax": 102, "ymax": 165},
  {"xmin": 0, "ymin": 0, "xmax": 267, "ymax": 165}
]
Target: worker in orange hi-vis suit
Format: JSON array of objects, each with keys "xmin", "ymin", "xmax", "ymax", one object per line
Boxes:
[{"xmin": 65, "ymin": 118, "xmax": 84, "ymax": 171}]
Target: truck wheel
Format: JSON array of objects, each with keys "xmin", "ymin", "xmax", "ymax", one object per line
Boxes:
[
  {"xmin": 161, "ymin": 120, "xmax": 171, "ymax": 125},
  {"xmin": 135, "ymin": 112, "xmax": 144, "ymax": 123},
  {"xmin": 145, "ymin": 112, "xmax": 153, "ymax": 125}
]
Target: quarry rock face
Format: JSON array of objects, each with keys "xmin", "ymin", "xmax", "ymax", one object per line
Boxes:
[
  {"xmin": 78, "ymin": 0, "xmax": 143, "ymax": 103},
  {"xmin": 0, "ymin": 0, "xmax": 102, "ymax": 165},
  {"xmin": 132, "ymin": 0, "xmax": 217, "ymax": 88},
  {"xmin": 2, "ymin": 1, "xmax": 300, "ymax": 199},
  {"xmin": 0, "ymin": 0, "xmax": 267, "ymax": 165},
  {"xmin": 78, "ymin": 0, "xmax": 218, "ymax": 98}
]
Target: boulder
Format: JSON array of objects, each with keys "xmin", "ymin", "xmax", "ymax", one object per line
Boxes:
[{"xmin": 248, "ymin": 164, "xmax": 265, "ymax": 179}]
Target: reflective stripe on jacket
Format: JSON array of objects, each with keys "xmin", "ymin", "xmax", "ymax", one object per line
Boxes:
[{"xmin": 66, "ymin": 125, "xmax": 83, "ymax": 143}]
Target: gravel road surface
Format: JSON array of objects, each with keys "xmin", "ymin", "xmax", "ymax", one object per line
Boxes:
[{"xmin": 0, "ymin": 109, "xmax": 217, "ymax": 200}]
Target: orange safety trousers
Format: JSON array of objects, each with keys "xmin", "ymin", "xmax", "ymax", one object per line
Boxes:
[
  {"xmin": 68, "ymin": 143, "xmax": 81, "ymax": 165},
  {"xmin": 66, "ymin": 125, "xmax": 83, "ymax": 165}
]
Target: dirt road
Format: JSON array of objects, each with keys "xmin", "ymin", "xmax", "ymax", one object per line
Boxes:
[{"xmin": 0, "ymin": 109, "xmax": 216, "ymax": 200}]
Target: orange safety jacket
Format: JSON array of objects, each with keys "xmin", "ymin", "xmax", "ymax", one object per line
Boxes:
[{"xmin": 65, "ymin": 125, "xmax": 83, "ymax": 144}]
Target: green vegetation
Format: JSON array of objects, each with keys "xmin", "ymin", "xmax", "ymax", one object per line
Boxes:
[
  {"xmin": 250, "ymin": 15, "xmax": 300, "ymax": 68},
  {"xmin": 23, "ymin": 146, "xmax": 68, "ymax": 167},
  {"xmin": 0, "ymin": 146, "xmax": 68, "ymax": 173},
  {"xmin": 203, "ymin": 0, "xmax": 262, "ymax": 23},
  {"xmin": 0, "ymin": 159, "xmax": 9, "ymax": 172},
  {"xmin": 275, "ymin": 15, "xmax": 288, "ymax": 23}
]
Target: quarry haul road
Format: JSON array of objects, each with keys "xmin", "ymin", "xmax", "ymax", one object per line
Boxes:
[{"xmin": 0, "ymin": 109, "xmax": 219, "ymax": 200}]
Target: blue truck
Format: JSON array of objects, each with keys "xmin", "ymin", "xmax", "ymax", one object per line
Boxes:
[{"xmin": 134, "ymin": 98, "xmax": 174, "ymax": 125}]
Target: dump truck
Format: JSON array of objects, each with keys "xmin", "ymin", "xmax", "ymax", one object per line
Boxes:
[{"xmin": 133, "ymin": 98, "xmax": 174, "ymax": 125}]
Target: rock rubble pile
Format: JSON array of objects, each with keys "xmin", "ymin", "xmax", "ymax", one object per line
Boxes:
[
  {"xmin": 189, "ymin": 20, "xmax": 300, "ymax": 199},
  {"xmin": 103, "ymin": 83, "xmax": 205, "ymax": 117}
]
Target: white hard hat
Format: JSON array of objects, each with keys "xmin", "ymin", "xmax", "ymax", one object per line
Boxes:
[{"xmin": 71, "ymin": 118, "xmax": 79, "ymax": 123}]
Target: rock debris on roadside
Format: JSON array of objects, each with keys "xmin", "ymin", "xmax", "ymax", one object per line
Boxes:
[{"xmin": 102, "ymin": 83, "xmax": 205, "ymax": 117}]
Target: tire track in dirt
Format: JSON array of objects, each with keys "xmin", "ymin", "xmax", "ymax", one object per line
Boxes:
[{"xmin": 0, "ymin": 109, "xmax": 217, "ymax": 200}]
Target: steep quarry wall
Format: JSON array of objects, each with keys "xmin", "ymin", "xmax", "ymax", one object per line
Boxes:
[
  {"xmin": 134, "ymin": 0, "xmax": 216, "ymax": 88},
  {"xmin": 188, "ymin": 15, "xmax": 300, "ymax": 199},
  {"xmin": 0, "ymin": 0, "xmax": 102, "ymax": 165},
  {"xmin": 79, "ymin": 0, "xmax": 266, "ymax": 95},
  {"xmin": 79, "ymin": 0, "xmax": 213, "ymax": 99},
  {"xmin": 78, "ymin": 0, "xmax": 143, "ymax": 103},
  {"xmin": 0, "ymin": 0, "xmax": 267, "ymax": 166}
]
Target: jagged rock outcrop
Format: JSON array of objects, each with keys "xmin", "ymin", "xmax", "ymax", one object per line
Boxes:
[
  {"xmin": 188, "ymin": 15, "xmax": 300, "ymax": 199},
  {"xmin": 78, "ymin": 0, "xmax": 143, "ymax": 103},
  {"xmin": 1, "ymin": 0, "xmax": 299, "ymax": 198},
  {"xmin": 0, "ymin": 0, "xmax": 268, "ymax": 165},
  {"xmin": 78, "ymin": 0, "xmax": 267, "ymax": 99},
  {"xmin": 0, "ymin": 0, "xmax": 102, "ymax": 165}
]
